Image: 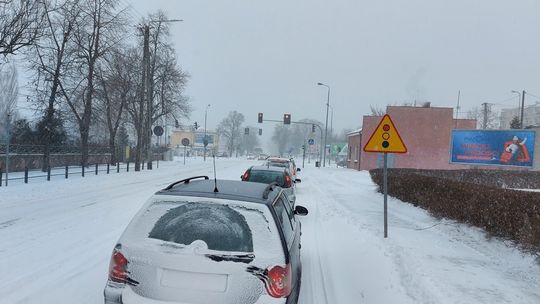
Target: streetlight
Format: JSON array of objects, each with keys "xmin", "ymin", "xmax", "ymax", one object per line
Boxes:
[
  {"xmin": 328, "ymin": 104, "xmax": 334, "ymax": 165},
  {"xmin": 317, "ymin": 82, "xmax": 330, "ymax": 167},
  {"xmin": 204, "ymin": 104, "xmax": 210, "ymax": 161}
]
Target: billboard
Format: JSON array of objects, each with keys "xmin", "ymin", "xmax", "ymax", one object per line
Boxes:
[{"xmin": 450, "ymin": 130, "xmax": 536, "ymax": 167}]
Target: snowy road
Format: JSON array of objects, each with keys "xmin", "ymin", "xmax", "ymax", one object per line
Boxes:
[{"xmin": 1, "ymin": 159, "xmax": 539, "ymax": 304}]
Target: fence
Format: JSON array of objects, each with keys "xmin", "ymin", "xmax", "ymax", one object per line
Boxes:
[{"xmin": 0, "ymin": 161, "xmax": 153, "ymax": 187}]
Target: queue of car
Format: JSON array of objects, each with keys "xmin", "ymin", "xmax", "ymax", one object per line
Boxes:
[{"xmin": 104, "ymin": 157, "xmax": 307, "ymax": 304}]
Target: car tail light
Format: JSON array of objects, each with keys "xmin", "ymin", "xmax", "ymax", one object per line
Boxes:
[
  {"xmin": 242, "ymin": 170, "xmax": 250, "ymax": 181},
  {"xmin": 108, "ymin": 248, "xmax": 129, "ymax": 283},
  {"xmin": 265, "ymin": 264, "xmax": 292, "ymax": 298},
  {"xmin": 284, "ymin": 175, "xmax": 292, "ymax": 188}
]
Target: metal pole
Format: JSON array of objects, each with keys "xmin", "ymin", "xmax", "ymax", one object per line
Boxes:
[
  {"xmin": 204, "ymin": 104, "xmax": 210, "ymax": 161},
  {"xmin": 5, "ymin": 113, "xmax": 10, "ymax": 186},
  {"xmin": 383, "ymin": 152, "xmax": 388, "ymax": 238},
  {"xmin": 521, "ymin": 90, "xmax": 526, "ymax": 129},
  {"xmin": 329, "ymin": 105, "xmax": 334, "ymax": 165},
  {"xmin": 157, "ymin": 136, "xmax": 160, "ymax": 168},
  {"xmin": 323, "ymin": 87, "xmax": 330, "ymax": 167},
  {"xmin": 482, "ymin": 103, "xmax": 488, "ymax": 129},
  {"xmin": 184, "ymin": 145, "xmax": 186, "ymax": 165},
  {"xmin": 144, "ymin": 24, "xmax": 153, "ymax": 170}
]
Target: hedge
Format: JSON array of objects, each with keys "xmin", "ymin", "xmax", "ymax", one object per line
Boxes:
[{"xmin": 370, "ymin": 169, "xmax": 540, "ymax": 250}]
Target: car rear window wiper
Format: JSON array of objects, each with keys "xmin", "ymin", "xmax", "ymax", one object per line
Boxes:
[{"xmin": 205, "ymin": 253, "xmax": 255, "ymax": 264}]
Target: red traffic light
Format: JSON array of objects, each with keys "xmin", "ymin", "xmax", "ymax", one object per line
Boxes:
[{"xmin": 284, "ymin": 114, "xmax": 291, "ymax": 125}]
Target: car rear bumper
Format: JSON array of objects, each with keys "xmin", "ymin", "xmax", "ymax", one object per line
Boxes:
[{"xmin": 104, "ymin": 282, "xmax": 286, "ymax": 304}]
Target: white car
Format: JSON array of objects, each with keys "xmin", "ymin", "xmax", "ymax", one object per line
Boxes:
[{"xmin": 104, "ymin": 176, "xmax": 308, "ymax": 304}]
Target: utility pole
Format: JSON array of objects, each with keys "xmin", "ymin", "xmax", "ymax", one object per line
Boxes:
[
  {"xmin": 143, "ymin": 24, "xmax": 153, "ymax": 170},
  {"xmin": 454, "ymin": 90, "xmax": 461, "ymax": 129},
  {"xmin": 5, "ymin": 114, "xmax": 10, "ymax": 186},
  {"xmin": 521, "ymin": 90, "xmax": 526, "ymax": 129},
  {"xmin": 481, "ymin": 102, "xmax": 489, "ymax": 129},
  {"xmin": 317, "ymin": 82, "xmax": 330, "ymax": 167}
]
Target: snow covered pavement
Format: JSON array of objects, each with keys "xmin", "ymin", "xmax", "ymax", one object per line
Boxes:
[{"xmin": 0, "ymin": 159, "xmax": 539, "ymax": 304}]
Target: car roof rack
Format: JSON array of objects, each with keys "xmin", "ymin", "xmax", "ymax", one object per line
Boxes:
[
  {"xmin": 262, "ymin": 182, "xmax": 279, "ymax": 199},
  {"xmin": 164, "ymin": 176, "xmax": 210, "ymax": 190}
]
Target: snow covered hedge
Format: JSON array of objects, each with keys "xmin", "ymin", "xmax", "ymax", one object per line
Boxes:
[{"xmin": 370, "ymin": 169, "xmax": 540, "ymax": 250}]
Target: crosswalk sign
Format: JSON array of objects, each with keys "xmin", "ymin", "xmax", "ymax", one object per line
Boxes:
[{"xmin": 363, "ymin": 114, "xmax": 407, "ymax": 153}]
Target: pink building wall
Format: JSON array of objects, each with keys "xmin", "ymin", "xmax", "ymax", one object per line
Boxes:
[{"xmin": 360, "ymin": 106, "xmax": 476, "ymax": 171}]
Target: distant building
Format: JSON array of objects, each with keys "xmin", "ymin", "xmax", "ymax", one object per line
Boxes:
[
  {"xmin": 354, "ymin": 105, "xmax": 476, "ymax": 171},
  {"xmin": 170, "ymin": 129, "xmax": 219, "ymax": 156},
  {"xmin": 346, "ymin": 129, "xmax": 361, "ymax": 170},
  {"xmin": 500, "ymin": 103, "xmax": 540, "ymax": 129}
]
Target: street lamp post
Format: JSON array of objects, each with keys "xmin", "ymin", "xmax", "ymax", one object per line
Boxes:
[
  {"xmin": 204, "ymin": 104, "xmax": 210, "ymax": 161},
  {"xmin": 328, "ymin": 104, "xmax": 334, "ymax": 165},
  {"xmin": 317, "ymin": 82, "xmax": 330, "ymax": 167}
]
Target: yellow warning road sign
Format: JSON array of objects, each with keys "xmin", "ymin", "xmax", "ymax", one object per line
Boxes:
[{"xmin": 363, "ymin": 114, "xmax": 407, "ymax": 153}]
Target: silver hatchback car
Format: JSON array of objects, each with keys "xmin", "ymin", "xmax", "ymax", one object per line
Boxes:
[{"xmin": 104, "ymin": 176, "xmax": 308, "ymax": 304}]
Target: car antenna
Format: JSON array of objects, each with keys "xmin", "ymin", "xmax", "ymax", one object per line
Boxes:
[{"xmin": 213, "ymin": 154, "xmax": 219, "ymax": 192}]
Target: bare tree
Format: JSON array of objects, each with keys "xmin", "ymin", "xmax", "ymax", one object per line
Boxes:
[
  {"xmin": 218, "ymin": 111, "xmax": 245, "ymax": 157},
  {"xmin": 238, "ymin": 126, "xmax": 260, "ymax": 155},
  {"xmin": 0, "ymin": 0, "xmax": 44, "ymax": 58},
  {"xmin": 0, "ymin": 63, "xmax": 18, "ymax": 139},
  {"xmin": 60, "ymin": 0, "xmax": 127, "ymax": 167},
  {"xmin": 127, "ymin": 11, "xmax": 190, "ymax": 171},
  {"xmin": 30, "ymin": 0, "xmax": 80, "ymax": 171},
  {"xmin": 94, "ymin": 49, "xmax": 133, "ymax": 164},
  {"xmin": 467, "ymin": 106, "xmax": 498, "ymax": 129},
  {"xmin": 370, "ymin": 105, "xmax": 385, "ymax": 116}
]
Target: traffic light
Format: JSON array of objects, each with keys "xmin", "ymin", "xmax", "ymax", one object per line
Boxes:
[
  {"xmin": 259, "ymin": 128, "xmax": 262, "ymax": 136},
  {"xmin": 284, "ymin": 114, "xmax": 291, "ymax": 125},
  {"xmin": 194, "ymin": 122, "xmax": 199, "ymax": 130},
  {"xmin": 245, "ymin": 127, "xmax": 249, "ymax": 135},
  {"xmin": 258, "ymin": 113, "xmax": 263, "ymax": 123},
  {"xmin": 175, "ymin": 119, "xmax": 179, "ymax": 128},
  {"xmin": 312, "ymin": 124, "xmax": 316, "ymax": 133}
]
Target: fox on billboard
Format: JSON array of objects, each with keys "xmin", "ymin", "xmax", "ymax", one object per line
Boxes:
[{"xmin": 450, "ymin": 130, "xmax": 536, "ymax": 167}]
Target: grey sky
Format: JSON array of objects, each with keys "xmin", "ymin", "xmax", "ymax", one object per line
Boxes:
[{"xmin": 126, "ymin": 0, "xmax": 540, "ymax": 133}]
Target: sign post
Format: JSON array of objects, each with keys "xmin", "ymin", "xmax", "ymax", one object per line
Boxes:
[
  {"xmin": 153, "ymin": 126, "xmax": 164, "ymax": 168},
  {"xmin": 363, "ymin": 114, "xmax": 407, "ymax": 238},
  {"xmin": 181, "ymin": 138, "xmax": 190, "ymax": 165}
]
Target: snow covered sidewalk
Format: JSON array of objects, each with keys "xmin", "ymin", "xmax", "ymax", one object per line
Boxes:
[{"xmin": 298, "ymin": 167, "xmax": 540, "ymax": 304}]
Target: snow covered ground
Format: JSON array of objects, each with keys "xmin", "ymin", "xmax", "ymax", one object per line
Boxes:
[{"xmin": 0, "ymin": 158, "xmax": 539, "ymax": 304}]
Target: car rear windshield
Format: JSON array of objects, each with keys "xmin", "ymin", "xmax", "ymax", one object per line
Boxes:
[
  {"xmin": 124, "ymin": 198, "xmax": 284, "ymax": 258},
  {"xmin": 266, "ymin": 161, "xmax": 288, "ymax": 168},
  {"xmin": 148, "ymin": 203, "xmax": 253, "ymax": 252},
  {"xmin": 248, "ymin": 170, "xmax": 285, "ymax": 186}
]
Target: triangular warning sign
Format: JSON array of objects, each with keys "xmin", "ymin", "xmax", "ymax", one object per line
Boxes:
[{"xmin": 363, "ymin": 114, "xmax": 407, "ymax": 153}]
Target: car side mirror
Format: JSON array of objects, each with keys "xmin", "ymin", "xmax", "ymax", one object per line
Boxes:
[
  {"xmin": 297, "ymin": 168, "xmax": 301, "ymax": 172},
  {"xmin": 295, "ymin": 178, "xmax": 302, "ymax": 183},
  {"xmin": 294, "ymin": 205, "xmax": 308, "ymax": 216}
]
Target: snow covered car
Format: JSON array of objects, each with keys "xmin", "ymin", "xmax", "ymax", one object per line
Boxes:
[
  {"xmin": 104, "ymin": 176, "xmax": 308, "ymax": 304},
  {"xmin": 241, "ymin": 165, "xmax": 298, "ymax": 206},
  {"xmin": 263, "ymin": 158, "xmax": 300, "ymax": 181}
]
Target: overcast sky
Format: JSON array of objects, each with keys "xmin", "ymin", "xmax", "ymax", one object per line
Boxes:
[{"xmin": 118, "ymin": 0, "xmax": 540, "ymax": 133}]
